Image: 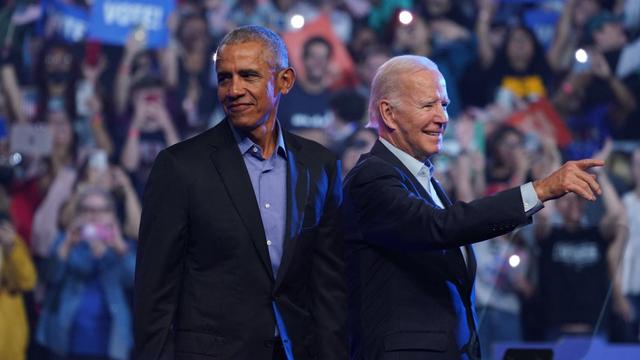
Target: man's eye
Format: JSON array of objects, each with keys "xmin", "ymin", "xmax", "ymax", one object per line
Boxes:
[{"xmin": 442, "ymin": 102, "xmax": 449, "ymax": 109}]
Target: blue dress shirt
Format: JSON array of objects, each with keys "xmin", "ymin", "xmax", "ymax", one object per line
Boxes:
[{"xmin": 231, "ymin": 122, "xmax": 294, "ymax": 359}]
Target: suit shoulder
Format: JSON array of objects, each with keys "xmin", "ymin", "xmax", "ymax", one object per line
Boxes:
[
  {"xmin": 286, "ymin": 132, "xmax": 338, "ymax": 164},
  {"xmin": 164, "ymin": 127, "xmax": 214, "ymax": 157},
  {"xmin": 344, "ymin": 154, "xmax": 401, "ymax": 187}
]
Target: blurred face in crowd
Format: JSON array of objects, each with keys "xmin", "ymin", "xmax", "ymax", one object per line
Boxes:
[
  {"xmin": 341, "ymin": 129, "xmax": 377, "ymax": 176},
  {"xmin": 593, "ymin": 21, "xmax": 627, "ymax": 52},
  {"xmin": 78, "ymin": 191, "xmax": 115, "ymax": 225},
  {"xmin": 180, "ymin": 16, "xmax": 208, "ymax": 51},
  {"xmin": 556, "ymin": 193, "xmax": 585, "ymax": 225},
  {"xmin": 380, "ymin": 68, "xmax": 449, "ymax": 161},
  {"xmin": 506, "ymin": 27, "xmax": 534, "ymax": 70},
  {"xmin": 350, "ymin": 26, "xmax": 378, "ymax": 59},
  {"xmin": 216, "ymin": 41, "xmax": 294, "ymax": 132},
  {"xmin": 423, "ymin": 0, "xmax": 452, "ymax": 17},
  {"xmin": 45, "ymin": 46, "xmax": 73, "ymax": 93},
  {"xmin": 358, "ymin": 51, "xmax": 390, "ymax": 87},
  {"xmin": 133, "ymin": 85, "xmax": 166, "ymax": 132},
  {"xmin": 496, "ymin": 130, "xmax": 524, "ymax": 168},
  {"xmin": 394, "ymin": 16, "xmax": 430, "ymax": 53},
  {"xmin": 304, "ymin": 41, "xmax": 332, "ymax": 84},
  {"xmin": 47, "ymin": 110, "xmax": 73, "ymax": 147},
  {"xmin": 574, "ymin": 0, "xmax": 600, "ymax": 28}
]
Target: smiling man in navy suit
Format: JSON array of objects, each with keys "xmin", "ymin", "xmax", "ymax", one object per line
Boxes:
[
  {"xmin": 134, "ymin": 26, "xmax": 347, "ymax": 360},
  {"xmin": 342, "ymin": 55, "xmax": 604, "ymax": 360}
]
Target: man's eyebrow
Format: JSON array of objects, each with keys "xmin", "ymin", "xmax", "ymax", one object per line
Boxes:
[{"xmin": 238, "ymin": 69, "xmax": 261, "ymax": 75}]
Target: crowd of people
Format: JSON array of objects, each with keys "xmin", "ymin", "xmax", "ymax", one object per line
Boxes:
[{"xmin": 0, "ymin": 0, "xmax": 639, "ymax": 359}]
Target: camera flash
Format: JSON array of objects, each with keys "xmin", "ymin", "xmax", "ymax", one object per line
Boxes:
[
  {"xmin": 575, "ymin": 49, "xmax": 588, "ymax": 63},
  {"xmin": 290, "ymin": 14, "xmax": 305, "ymax": 29},
  {"xmin": 509, "ymin": 255, "xmax": 521, "ymax": 268},
  {"xmin": 399, "ymin": 10, "xmax": 413, "ymax": 25}
]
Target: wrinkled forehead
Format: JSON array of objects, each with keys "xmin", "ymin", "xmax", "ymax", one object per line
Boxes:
[{"xmin": 405, "ymin": 68, "xmax": 448, "ymax": 95}]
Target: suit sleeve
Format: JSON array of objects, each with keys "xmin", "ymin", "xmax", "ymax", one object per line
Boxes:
[
  {"xmin": 347, "ymin": 163, "xmax": 529, "ymax": 251},
  {"xmin": 134, "ymin": 149, "xmax": 188, "ymax": 360},
  {"xmin": 310, "ymin": 160, "xmax": 348, "ymax": 359}
]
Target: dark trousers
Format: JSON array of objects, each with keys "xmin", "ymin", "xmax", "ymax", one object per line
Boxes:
[{"xmin": 272, "ymin": 338, "xmax": 286, "ymax": 360}]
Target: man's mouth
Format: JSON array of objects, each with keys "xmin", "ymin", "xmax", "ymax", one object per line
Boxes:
[
  {"xmin": 424, "ymin": 130, "xmax": 442, "ymax": 137},
  {"xmin": 227, "ymin": 103, "xmax": 251, "ymax": 112}
]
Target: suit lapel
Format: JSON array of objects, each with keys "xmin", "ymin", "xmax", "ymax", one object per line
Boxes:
[
  {"xmin": 208, "ymin": 120, "xmax": 274, "ymax": 279},
  {"xmin": 275, "ymin": 133, "xmax": 309, "ymax": 289},
  {"xmin": 370, "ymin": 141, "xmax": 431, "ymax": 201}
]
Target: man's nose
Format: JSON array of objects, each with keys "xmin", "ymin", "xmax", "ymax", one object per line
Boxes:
[
  {"xmin": 434, "ymin": 104, "xmax": 449, "ymax": 124},
  {"xmin": 227, "ymin": 76, "xmax": 245, "ymax": 98}
]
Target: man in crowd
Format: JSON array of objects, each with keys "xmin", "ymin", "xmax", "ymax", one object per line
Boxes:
[
  {"xmin": 278, "ymin": 36, "xmax": 334, "ymax": 140},
  {"xmin": 134, "ymin": 25, "xmax": 347, "ymax": 360},
  {"xmin": 342, "ymin": 55, "xmax": 604, "ymax": 360}
]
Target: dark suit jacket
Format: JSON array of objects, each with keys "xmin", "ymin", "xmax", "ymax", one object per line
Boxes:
[
  {"xmin": 134, "ymin": 120, "xmax": 347, "ymax": 360},
  {"xmin": 342, "ymin": 141, "xmax": 530, "ymax": 360}
]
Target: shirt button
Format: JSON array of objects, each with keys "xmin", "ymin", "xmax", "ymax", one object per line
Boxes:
[
  {"xmin": 267, "ymin": 240, "xmax": 272, "ymax": 246},
  {"xmin": 252, "ymin": 147, "xmax": 258, "ymax": 153},
  {"xmin": 265, "ymin": 203, "xmax": 271, "ymax": 209}
]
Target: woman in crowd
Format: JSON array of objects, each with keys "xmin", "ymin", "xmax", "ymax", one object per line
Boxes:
[{"xmin": 37, "ymin": 187, "xmax": 135, "ymax": 360}]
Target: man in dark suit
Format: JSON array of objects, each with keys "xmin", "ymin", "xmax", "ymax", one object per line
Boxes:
[
  {"xmin": 134, "ymin": 26, "xmax": 347, "ymax": 360},
  {"xmin": 342, "ymin": 55, "xmax": 604, "ymax": 360}
]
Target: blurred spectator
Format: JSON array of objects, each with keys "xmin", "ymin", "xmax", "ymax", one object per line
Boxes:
[
  {"xmin": 547, "ymin": 0, "xmax": 602, "ymax": 72},
  {"xmin": 349, "ymin": 24, "xmax": 382, "ymax": 63},
  {"xmin": 228, "ymin": 0, "xmax": 273, "ymax": 29},
  {"xmin": 621, "ymin": 149, "xmax": 640, "ymax": 341},
  {"xmin": 474, "ymin": 1, "xmax": 554, "ymax": 108},
  {"xmin": 10, "ymin": 109, "xmax": 78, "ymax": 248},
  {"xmin": 552, "ymin": 54, "xmax": 636, "ymax": 159},
  {"xmin": 354, "ymin": 44, "xmax": 391, "ymax": 98},
  {"xmin": 0, "ymin": 187, "xmax": 37, "ymax": 360},
  {"xmin": 36, "ymin": 187, "xmax": 135, "ymax": 360},
  {"xmin": 203, "ymin": 0, "xmax": 234, "ymax": 38},
  {"xmin": 0, "ymin": 62, "xmax": 27, "ymax": 123},
  {"xmin": 534, "ymin": 147, "xmax": 630, "ymax": 340},
  {"xmin": 326, "ymin": 89, "xmax": 367, "ymax": 153},
  {"xmin": 278, "ymin": 36, "xmax": 335, "ymax": 143},
  {"xmin": 68, "ymin": 157, "xmax": 141, "ymax": 241},
  {"xmin": 75, "ymin": 53, "xmax": 115, "ymax": 160},
  {"xmin": 484, "ymin": 125, "xmax": 531, "ymax": 195},
  {"xmin": 339, "ymin": 127, "xmax": 377, "ymax": 177},
  {"xmin": 35, "ymin": 41, "xmax": 80, "ymax": 122},
  {"xmin": 366, "ymin": 0, "xmax": 412, "ymax": 34},
  {"xmin": 120, "ymin": 76, "xmax": 180, "ymax": 196},
  {"xmin": 166, "ymin": 12, "xmax": 218, "ymax": 130},
  {"xmin": 475, "ymin": 234, "xmax": 534, "ymax": 357},
  {"xmin": 113, "ymin": 33, "xmax": 162, "ymax": 117},
  {"xmin": 391, "ymin": 12, "xmax": 473, "ymax": 118},
  {"xmin": 587, "ymin": 10, "xmax": 640, "ymax": 79}
]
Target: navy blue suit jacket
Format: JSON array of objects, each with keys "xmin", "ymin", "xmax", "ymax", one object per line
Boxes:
[
  {"xmin": 342, "ymin": 140, "xmax": 530, "ymax": 360},
  {"xmin": 134, "ymin": 120, "xmax": 347, "ymax": 360}
]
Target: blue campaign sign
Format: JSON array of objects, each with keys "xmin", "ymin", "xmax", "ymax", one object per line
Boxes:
[
  {"xmin": 45, "ymin": 0, "xmax": 90, "ymax": 43},
  {"xmin": 87, "ymin": 0, "xmax": 175, "ymax": 48}
]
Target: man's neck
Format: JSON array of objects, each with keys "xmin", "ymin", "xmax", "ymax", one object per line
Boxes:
[{"xmin": 245, "ymin": 121, "xmax": 278, "ymax": 159}]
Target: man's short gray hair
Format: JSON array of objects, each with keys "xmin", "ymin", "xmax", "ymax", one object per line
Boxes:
[
  {"xmin": 215, "ymin": 25, "xmax": 289, "ymax": 70},
  {"xmin": 367, "ymin": 55, "xmax": 439, "ymax": 128}
]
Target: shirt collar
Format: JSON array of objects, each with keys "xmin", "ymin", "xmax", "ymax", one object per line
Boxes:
[
  {"xmin": 229, "ymin": 120, "xmax": 287, "ymax": 160},
  {"xmin": 379, "ymin": 137, "xmax": 434, "ymax": 180}
]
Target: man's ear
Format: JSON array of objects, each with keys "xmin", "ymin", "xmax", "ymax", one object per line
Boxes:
[
  {"xmin": 379, "ymin": 99, "xmax": 397, "ymax": 131},
  {"xmin": 278, "ymin": 67, "xmax": 296, "ymax": 95}
]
